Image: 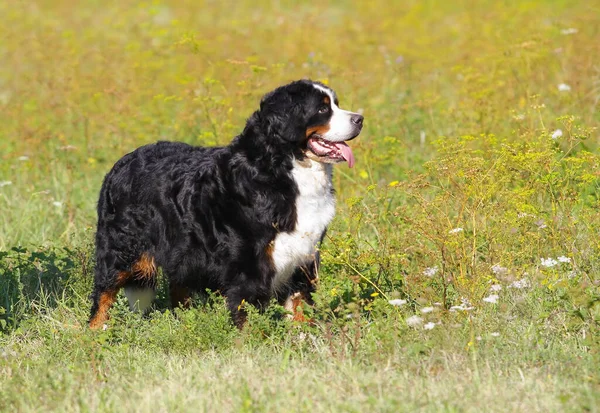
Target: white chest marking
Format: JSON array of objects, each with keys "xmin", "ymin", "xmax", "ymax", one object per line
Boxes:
[{"xmin": 271, "ymin": 159, "xmax": 336, "ymax": 293}]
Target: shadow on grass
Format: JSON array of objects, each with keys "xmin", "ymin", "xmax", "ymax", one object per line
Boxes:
[
  {"xmin": 0, "ymin": 244, "xmax": 241, "ymax": 335},
  {"xmin": 0, "ymin": 245, "xmax": 96, "ymax": 332}
]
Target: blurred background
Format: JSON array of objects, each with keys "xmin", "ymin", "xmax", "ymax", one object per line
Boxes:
[{"xmin": 0, "ymin": 0, "xmax": 598, "ymax": 247}]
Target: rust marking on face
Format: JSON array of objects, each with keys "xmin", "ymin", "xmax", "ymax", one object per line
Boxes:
[
  {"xmin": 89, "ymin": 290, "xmax": 118, "ymax": 329},
  {"xmin": 306, "ymin": 123, "xmax": 331, "ymax": 137},
  {"xmin": 323, "ymin": 96, "xmax": 330, "ymax": 105},
  {"xmin": 132, "ymin": 253, "xmax": 156, "ymax": 281}
]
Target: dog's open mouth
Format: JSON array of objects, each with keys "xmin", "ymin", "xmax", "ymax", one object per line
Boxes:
[{"xmin": 306, "ymin": 136, "xmax": 355, "ymax": 168}]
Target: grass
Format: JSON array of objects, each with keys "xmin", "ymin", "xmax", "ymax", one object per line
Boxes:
[{"xmin": 1, "ymin": 0, "xmax": 600, "ymax": 411}]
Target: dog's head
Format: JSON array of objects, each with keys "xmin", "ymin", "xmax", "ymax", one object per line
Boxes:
[{"xmin": 258, "ymin": 80, "xmax": 363, "ymax": 167}]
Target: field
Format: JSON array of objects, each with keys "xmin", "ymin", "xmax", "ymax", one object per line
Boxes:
[{"xmin": 1, "ymin": 0, "xmax": 600, "ymax": 411}]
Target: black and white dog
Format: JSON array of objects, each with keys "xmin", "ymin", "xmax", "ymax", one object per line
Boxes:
[{"xmin": 89, "ymin": 80, "xmax": 363, "ymax": 328}]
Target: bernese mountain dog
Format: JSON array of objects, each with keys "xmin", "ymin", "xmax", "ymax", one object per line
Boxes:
[{"xmin": 89, "ymin": 79, "xmax": 363, "ymax": 329}]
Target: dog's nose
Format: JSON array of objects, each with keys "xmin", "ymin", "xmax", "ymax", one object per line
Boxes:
[{"xmin": 351, "ymin": 114, "xmax": 364, "ymax": 126}]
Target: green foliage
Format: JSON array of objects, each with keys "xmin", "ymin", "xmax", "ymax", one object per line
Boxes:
[{"xmin": 0, "ymin": 245, "xmax": 93, "ymax": 332}]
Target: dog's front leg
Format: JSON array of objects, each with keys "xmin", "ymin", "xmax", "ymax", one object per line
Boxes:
[{"xmin": 224, "ymin": 282, "xmax": 270, "ymax": 329}]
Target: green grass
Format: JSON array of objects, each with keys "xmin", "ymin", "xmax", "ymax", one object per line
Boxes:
[{"xmin": 1, "ymin": 0, "xmax": 600, "ymax": 411}]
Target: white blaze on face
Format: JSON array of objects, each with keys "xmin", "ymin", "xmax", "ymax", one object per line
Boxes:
[{"xmin": 312, "ymin": 84, "xmax": 360, "ymax": 142}]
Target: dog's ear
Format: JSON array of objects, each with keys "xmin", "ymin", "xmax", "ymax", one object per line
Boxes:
[
  {"xmin": 260, "ymin": 89, "xmax": 306, "ymax": 143},
  {"xmin": 262, "ymin": 109, "xmax": 305, "ymax": 143}
]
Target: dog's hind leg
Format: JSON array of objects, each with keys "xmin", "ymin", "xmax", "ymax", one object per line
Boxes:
[
  {"xmin": 89, "ymin": 288, "xmax": 119, "ymax": 329},
  {"xmin": 123, "ymin": 253, "xmax": 158, "ymax": 313},
  {"xmin": 89, "ymin": 252, "xmax": 157, "ymax": 328},
  {"xmin": 123, "ymin": 286, "xmax": 156, "ymax": 313},
  {"xmin": 89, "ymin": 269, "xmax": 129, "ymax": 329},
  {"xmin": 169, "ymin": 282, "xmax": 192, "ymax": 310}
]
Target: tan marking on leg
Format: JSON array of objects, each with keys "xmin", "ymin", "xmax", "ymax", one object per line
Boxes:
[
  {"xmin": 116, "ymin": 270, "xmax": 131, "ymax": 285},
  {"xmin": 132, "ymin": 253, "xmax": 156, "ymax": 281},
  {"xmin": 264, "ymin": 241, "xmax": 275, "ymax": 264},
  {"xmin": 89, "ymin": 290, "xmax": 118, "ymax": 329},
  {"xmin": 284, "ymin": 292, "xmax": 309, "ymax": 322}
]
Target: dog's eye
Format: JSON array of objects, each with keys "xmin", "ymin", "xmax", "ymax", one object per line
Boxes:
[{"xmin": 318, "ymin": 105, "xmax": 329, "ymax": 114}]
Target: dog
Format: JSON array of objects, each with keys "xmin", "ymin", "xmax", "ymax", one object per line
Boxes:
[{"xmin": 89, "ymin": 79, "xmax": 363, "ymax": 329}]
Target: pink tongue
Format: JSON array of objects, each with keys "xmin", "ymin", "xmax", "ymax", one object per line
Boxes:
[{"xmin": 334, "ymin": 142, "xmax": 355, "ymax": 168}]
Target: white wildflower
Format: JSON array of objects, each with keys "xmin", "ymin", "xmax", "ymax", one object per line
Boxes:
[
  {"xmin": 423, "ymin": 266, "xmax": 438, "ymax": 278},
  {"xmin": 491, "ymin": 264, "xmax": 508, "ymax": 275},
  {"xmin": 483, "ymin": 294, "xmax": 499, "ymax": 304},
  {"xmin": 558, "ymin": 83, "xmax": 571, "ymax": 92},
  {"xmin": 490, "ymin": 284, "xmax": 503, "ymax": 292},
  {"xmin": 513, "ymin": 113, "xmax": 526, "ymax": 121},
  {"xmin": 0, "ymin": 91, "xmax": 11, "ymax": 105},
  {"xmin": 450, "ymin": 297, "xmax": 475, "ymax": 312},
  {"xmin": 453, "ymin": 305, "xmax": 475, "ymax": 311},
  {"xmin": 510, "ymin": 279, "xmax": 530, "ymax": 289},
  {"xmin": 0, "ymin": 181, "xmax": 12, "ymax": 187},
  {"xmin": 18, "ymin": 156, "xmax": 29, "ymax": 161},
  {"xmin": 388, "ymin": 299, "xmax": 407, "ymax": 306},
  {"xmin": 566, "ymin": 271, "xmax": 577, "ymax": 280},
  {"xmin": 551, "ymin": 129, "xmax": 563, "ymax": 139},
  {"xmin": 102, "ymin": 324, "xmax": 108, "ymax": 331},
  {"xmin": 490, "ymin": 332, "xmax": 500, "ymax": 337},
  {"xmin": 406, "ymin": 315, "xmax": 423, "ymax": 327},
  {"xmin": 541, "ymin": 257, "xmax": 559, "ymax": 268},
  {"xmin": 535, "ymin": 219, "xmax": 547, "ymax": 229},
  {"xmin": 53, "ymin": 201, "xmax": 63, "ymax": 208},
  {"xmin": 423, "ymin": 322, "xmax": 436, "ymax": 330},
  {"xmin": 476, "ymin": 336, "xmax": 482, "ymax": 341},
  {"xmin": 561, "ymin": 28, "xmax": 578, "ymax": 35},
  {"xmin": 557, "ymin": 256, "xmax": 571, "ymax": 263},
  {"xmin": 449, "ymin": 227, "xmax": 463, "ymax": 234},
  {"xmin": 421, "ymin": 306, "xmax": 434, "ymax": 314}
]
